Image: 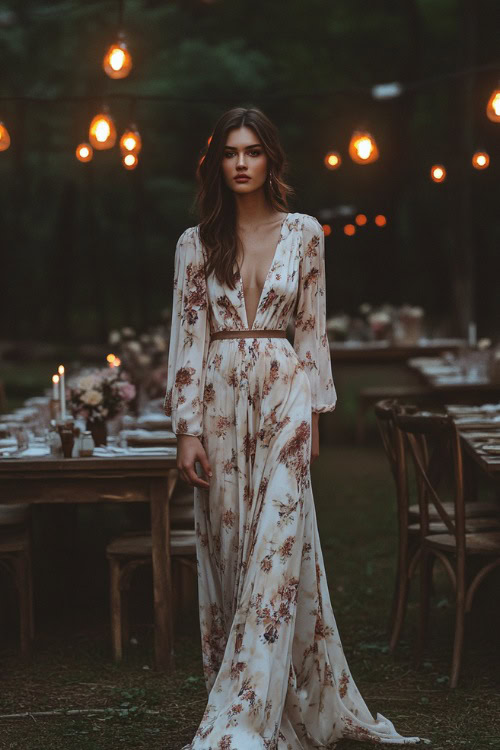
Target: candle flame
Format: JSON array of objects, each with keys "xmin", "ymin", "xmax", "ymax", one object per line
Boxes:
[
  {"xmin": 53, "ymin": 374, "xmax": 59, "ymax": 384},
  {"xmin": 106, "ymin": 353, "xmax": 116, "ymax": 363},
  {"xmin": 58, "ymin": 365, "xmax": 65, "ymax": 375}
]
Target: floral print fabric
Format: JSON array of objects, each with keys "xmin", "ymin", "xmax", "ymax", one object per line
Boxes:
[{"xmin": 164, "ymin": 214, "xmax": 425, "ymax": 748}]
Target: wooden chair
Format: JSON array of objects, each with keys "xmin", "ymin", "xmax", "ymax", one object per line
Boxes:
[
  {"xmin": 375, "ymin": 400, "xmax": 500, "ymax": 654},
  {"xmin": 0, "ymin": 504, "xmax": 34, "ymax": 658},
  {"xmin": 394, "ymin": 411, "xmax": 500, "ymax": 687},
  {"xmin": 106, "ymin": 528, "xmax": 197, "ymax": 661},
  {"xmin": 357, "ymin": 385, "xmax": 436, "ymax": 443}
]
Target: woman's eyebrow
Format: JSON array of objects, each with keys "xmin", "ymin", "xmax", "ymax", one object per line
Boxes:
[{"xmin": 224, "ymin": 144, "xmax": 262, "ymax": 150}]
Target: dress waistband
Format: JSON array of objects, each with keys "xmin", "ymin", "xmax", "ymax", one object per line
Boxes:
[{"xmin": 211, "ymin": 329, "xmax": 287, "ymax": 341}]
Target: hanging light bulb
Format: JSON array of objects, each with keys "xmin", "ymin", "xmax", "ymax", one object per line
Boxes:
[
  {"xmin": 120, "ymin": 125, "xmax": 142, "ymax": 156},
  {"xmin": 430, "ymin": 164, "xmax": 446, "ymax": 183},
  {"xmin": 322, "ymin": 224, "xmax": 332, "ymax": 236},
  {"xmin": 472, "ymin": 151, "xmax": 490, "ymax": 170},
  {"xmin": 349, "ymin": 130, "xmax": 379, "ymax": 164},
  {"xmin": 89, "ymin": 110, "xmax": 117, "ymax": 150},
  {"xmin": 103, "ymin": 32, "xmax": 132, "ymax": 79},
  {"xmin": 75, "ymin": 142, "xmax": 93, "ymax": 163},
  {"xmin": 344, "ymin": 224, "xmax": 356, "ymax": 236},
  {"xmin": 374, "ymin": 215, "xmax": 387, "ymax": 227},
  {"xmin": 324, "ymin": 151, "xmax": 342, "ymax": 170},
  {"xmin": 486, "ymin": 86, "xmax": 500, "ymax": 122},
  {"xmin": 122, "ymin": 152, "xmax": 138, "ymax": 170},
  {"xmin": 355, "ymin": 214, "xmax": 367, "ymax": 226},
  {"xmin": 0, "ymin": 121, "xmax": 11, "ymax": 152}
]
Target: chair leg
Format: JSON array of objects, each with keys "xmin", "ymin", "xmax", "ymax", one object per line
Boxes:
[
  {"xmin": 109, "ymin": 558, "xmax": 123, "ymax": 662},
  {"xmin": 450, "ymin": 567, "xmax": 466, "ymax": 688},
  {"xmin": 416, "ymin": 547, "xmax": 433, "ymax": 664},
  {"xmin": 389, "ymin": 535, "xmax": 416, "ymax": 653},
  {"xmin": 121, "ymin": 588, "xmax": 130, "ymax": 648}
]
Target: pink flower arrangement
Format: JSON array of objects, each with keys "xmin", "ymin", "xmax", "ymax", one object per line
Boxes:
[{"xmin": 68, "ymin": 368, "xmax": 136, "ymax": 423}]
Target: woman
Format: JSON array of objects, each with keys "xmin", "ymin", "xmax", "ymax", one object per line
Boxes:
[{"xmin": 164, "ymin": 108, "xmax": 427, "ymax": 749}]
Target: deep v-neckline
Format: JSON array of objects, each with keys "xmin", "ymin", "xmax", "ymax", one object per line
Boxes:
[{"xmin": 237, "ymin": 213, "xmax": 289, "ymax": 330}]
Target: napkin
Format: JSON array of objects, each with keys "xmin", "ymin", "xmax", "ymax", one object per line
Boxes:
[{"xmin": 14, "ymin": 445, "xmax": 51, "ymax": 457}]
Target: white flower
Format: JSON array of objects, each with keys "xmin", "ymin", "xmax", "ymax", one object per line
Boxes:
[
  {"xmin": 368, "ymin": 311, "xmax": 391, "ymax": 326},
  {"xmin": 126, "ymin": 341, "xmax": 142, "ymax": 354},
  {"xmin": 108, "ymin": 330, "xmax": 121, "ymax": 345},
  {"xmin": 82, "ymin": 389, "xmax": 103, "ymax": 406},
  {"xmin": 152, "ymin": 335, "xmax": 167, "ymax": 352},
  {"xmin": 138, "ymin": 354, "xmax": 152, "ymax": 367},
  {"xmin": 327, "ymin": 315, "xmax": 349, "ymax": 334},
  {"xmin": 359, "ymin": 303, "xmax": 372, "ymax": 315},
  {"xmin": 121, "ymin": 327, "xmax": 136, "ymax": 338},
  {"xmin": 78, "ymin": 374, "xmax": 99, "ymax": 391}
]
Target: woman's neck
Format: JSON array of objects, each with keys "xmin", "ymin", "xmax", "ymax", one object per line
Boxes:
[{"xmin": 234, "ymin": 189, "xmax": 278, "ymax": 230}]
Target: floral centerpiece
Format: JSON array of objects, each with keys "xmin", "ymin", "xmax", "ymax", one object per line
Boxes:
[
  {"xmin": 107, "ymin": 311, "xmax": 171, "ymax": 408},
  {"xmin": 68, "ymin": 368, "xmax": 136, "ymax": 445}
]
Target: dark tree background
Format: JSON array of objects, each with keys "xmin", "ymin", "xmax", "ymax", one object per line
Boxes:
[{"xmin": 0, "ymin": 0, "xmax": 498, "ymax": 343}]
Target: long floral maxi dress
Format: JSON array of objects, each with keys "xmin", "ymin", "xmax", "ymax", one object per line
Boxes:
[{"xmin": 164, "ymin": 213, "xmax": 426, "ymax": 749}]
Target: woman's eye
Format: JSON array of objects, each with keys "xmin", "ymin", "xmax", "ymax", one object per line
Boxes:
[
  {"xmin": 224, "ymin": 152, "xmax": 236, "ymax": 158},
  {"xmin": 249, "ymin": 150, "xmax": 261, "ymax": 156}
]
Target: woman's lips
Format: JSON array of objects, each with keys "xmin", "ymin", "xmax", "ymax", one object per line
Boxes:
[{"xmin": 234, "ymin": 175, "xmax": 250, "ymax": 182}]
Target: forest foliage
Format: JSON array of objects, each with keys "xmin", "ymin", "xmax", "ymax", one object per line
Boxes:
[{"xmin": 0, "ymin": 0, "xmax": 498, "ymax": 342}]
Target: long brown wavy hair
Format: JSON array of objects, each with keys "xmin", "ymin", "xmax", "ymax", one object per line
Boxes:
[{"xmin": 196, "ymin": 107, "xmax": 294, "ymax": 290}]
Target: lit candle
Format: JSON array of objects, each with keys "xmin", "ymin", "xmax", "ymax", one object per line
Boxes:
[
  {"xmin": 58, "ymin": 365, "xmax": 66, "ymax": 421},
  {"xmin": 52, "ymin": 374, "xmax": 59, "ymax": 399}
]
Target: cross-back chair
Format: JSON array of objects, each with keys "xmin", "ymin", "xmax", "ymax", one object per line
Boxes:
[
  {"xmin": 375, "ymin": 400, "xmax": 500, "ymax": 655},
  {"xmin": 394, "ymin": 411, "xmax": 500, "ymax": 687}
]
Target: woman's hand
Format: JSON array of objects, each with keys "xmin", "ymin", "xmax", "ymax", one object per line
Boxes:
[
  {"xmin": 311, "ymin": 412, "xmax": 320, "ymax": 464},
  {"xmin": 176, "ymin": 434, "xmax": 212, "ymax": 490}
]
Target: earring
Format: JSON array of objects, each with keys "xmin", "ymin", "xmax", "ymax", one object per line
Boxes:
[{"xmin": 268, "ymin": 172, "xmax": 273, "ymax": 188}]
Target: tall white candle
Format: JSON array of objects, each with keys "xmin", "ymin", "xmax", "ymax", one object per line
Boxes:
[
  {"xmin": 52, "ymin": 374, "xmax": 59, "ymax": 399},
  {"xmin": 468, "ymin": 322, "xmax": 477, "ymax": 348},
  {"xmin": 58, "ymin": 365, "xmax": 66, "ymax": 421}
]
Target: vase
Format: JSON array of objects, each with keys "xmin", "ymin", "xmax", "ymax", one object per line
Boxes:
[{"xmin": 86, "ymin": 418, "xmax": 107, "ymax": 446}]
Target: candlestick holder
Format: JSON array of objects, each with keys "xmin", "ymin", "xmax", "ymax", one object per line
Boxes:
[{"xmin": 56, "ymin": 418, "xmax": 79, "ymax": 458}]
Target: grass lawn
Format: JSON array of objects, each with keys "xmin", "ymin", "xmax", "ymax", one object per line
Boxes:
[{"xmin": 1, "ymin": 442, "xmax": 499, "ymax": 750}]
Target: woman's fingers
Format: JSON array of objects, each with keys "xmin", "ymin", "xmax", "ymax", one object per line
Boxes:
[{"xmin": 183, "ymin": 463, "xmax": 210, "ymax": 489}]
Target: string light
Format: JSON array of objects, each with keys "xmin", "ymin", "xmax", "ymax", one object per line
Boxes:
[
  {"xmin": 355, "ymin": 214, "xmax": 367, "ymax": 226},
  {"xmin": 349, "ymin": 130, "xmax": 379, "ymax": 164},
  {"xmin": 122, "ymin": 152, "xmax": 138, "ymax": 170},
  {"xmin": 486, "ymin": 85, "xmax": 500, "ymax": 122},
  {"xmin": 472, "ymin": 150, "xmax": 490, "ymax": 169},
  {"xmin": 344, "ymin": 224, "xmax": 356, "ymax": 236},
  {"xmin": 322, "ymin": 224, "xmax": 332, "ymax": 236},
  {"xmin": 0, "ymin": 121, "xmax": 11, "ymax": 152},
  {"xmin": 103, "ymin": 32, "xmax": 132, "ymax": 79},
  {"xmin": 430, "ymin": 164, "xmax": 446, "ymax": 183},
  {"xmin": 324, "ymin": 151, "xmax": 341, "ymax": 170},
  {"xmin": 119, "ymin": 125, "xmax": 142, "ymax": 155},
  {"xmin": 374, "ymin": 215, "xmax": 387, "ymax": 227},
  {"xmin": 75, "ymin": 142, "xmax": 93, "ymax": 162},
  {"xmin": 89, "ymin": 110, "xmax": 117, "ymax": 150}
]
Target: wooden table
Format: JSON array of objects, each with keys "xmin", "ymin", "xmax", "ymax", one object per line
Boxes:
[
  {"xmin": 408, "ymin": 357, "xmax": 500, "ymax": 399},
  {"xmin": 445, "ymin": 405, "xmax": 500, "ymax": 478},
  {"xmin": 0, "ymin": 453, "xmax": 179, "ymax": 670},
  {"xmin": 330, "ymin": 339, "xmax": 464, "ymax": 364}
]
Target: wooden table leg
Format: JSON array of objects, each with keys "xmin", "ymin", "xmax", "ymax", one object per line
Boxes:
[{"xmin": 150, "ymin": 474, "xmax": 175, "ymax": 671}]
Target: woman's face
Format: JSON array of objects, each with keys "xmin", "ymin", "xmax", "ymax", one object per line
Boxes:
[{"xmin": 221, "ymin": 126, "xmax": 269, "ymax": 194}]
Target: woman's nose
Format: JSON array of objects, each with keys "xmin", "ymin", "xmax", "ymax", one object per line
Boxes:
[{"xmin": 236, "ymin": 153, "xmax": 247, "ymax": 168}]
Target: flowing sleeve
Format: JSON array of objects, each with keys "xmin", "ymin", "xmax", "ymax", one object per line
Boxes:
[
  {"xmin": 293, "ymin": 215, "xmax": 337, "ymax": 413},
  {"xmin": 163, "ymin": 227, "xmax": 211, "ymax": 437}
]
